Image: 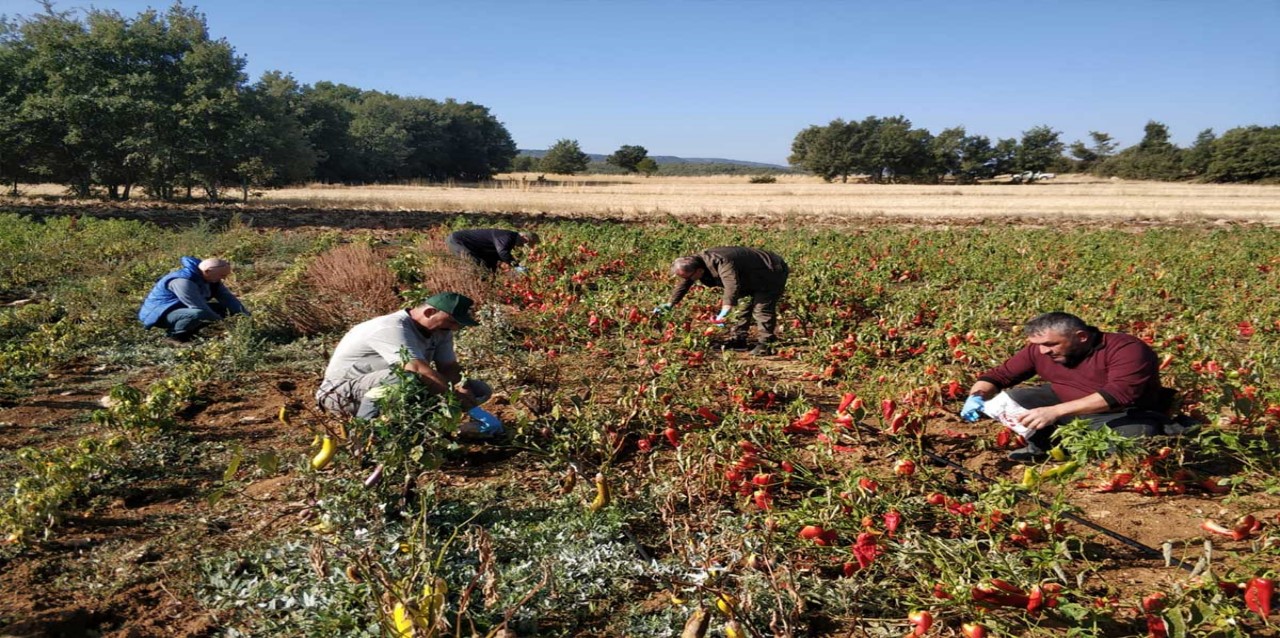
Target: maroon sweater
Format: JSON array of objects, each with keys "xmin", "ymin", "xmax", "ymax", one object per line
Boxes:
[{"xmin": 978, "ymin": 330, "xmax": 1163, "ymax": 411}]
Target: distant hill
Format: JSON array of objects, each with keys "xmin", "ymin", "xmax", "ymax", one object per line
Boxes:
[{"xmin": 518, "ymin": 149, "xmax": 787, "ymax": 170}]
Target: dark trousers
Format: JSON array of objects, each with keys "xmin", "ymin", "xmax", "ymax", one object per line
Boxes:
[
  {"xmin": 155, "ymin": 301, "xmax": 229, "ymax": 340},
  {"xmin": 1008, "ymin": 385, "xmax": 1168, "ymax": 453},
  {"xmin": 731, "ymin": 264, "xmax": 790, "ymax": 345},
  {"xmin": 445, "ymin": 236, "xmax": 497, "ymax": 271}
]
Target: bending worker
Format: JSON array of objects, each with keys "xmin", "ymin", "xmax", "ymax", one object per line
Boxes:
[
  {"xmin": 445, "ymin": 228, "xmax": 539, "ymax": 273},
  {"xmin": 315, "ymin": 292, "xmax": 501, "ymax": 437},
  {"xmin": 138, "ymin": 257, "xmax": 249, "ymax": 343},
  {"xmin": 960, "ymin": 312, "xmax": 1172, "ymax": 463},
  {"xmin": 656, "ymin": 246, "xmax": 789, "ymax": 355}
]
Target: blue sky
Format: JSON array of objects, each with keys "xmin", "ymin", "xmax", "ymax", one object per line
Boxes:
[{"xmin": 3, "ymin": 0, "xmax": 1277, "ymax": 165}]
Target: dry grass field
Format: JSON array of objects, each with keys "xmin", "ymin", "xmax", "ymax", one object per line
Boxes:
[{"xmin": 13, "ymin": 173, "xmax": 1280, "ymax": 225}]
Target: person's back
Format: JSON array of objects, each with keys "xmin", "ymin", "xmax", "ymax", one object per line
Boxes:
[
  {"xmin": 446, "ymin": 229, "xmax": 525, "ymax": 271},
  {"xmin": 699, "ymin": 247, "xmax": 786, "ymax": 288}
]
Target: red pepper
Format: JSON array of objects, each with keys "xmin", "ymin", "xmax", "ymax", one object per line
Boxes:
[
  {"xmin": 888, "ymin": 412, "xmax": 907, "ymax": 434},
  {"xmin": 664, "ymin": 427, "xmax": 680, "ymax": 448},
  {"xmin": 795, "ymin": 406, "xmax": 820, "ymax": 427},
  {"xmin": 1201, "ymin": 518, "xmax": 1248, "ymax": 541},
  {"xmin": 995, "ymin": 429, "xmax": 1012, "ymax": 448},
  {"xmin": 697, "ymin": 406, "xmax": 720, "ymax": 423},
  {"xmin": 837, "ymin": 392, "xmax": 856, "ymax": 413},
  {"xmin": 1146, "ymin": 614, "xmax": 1168, "ymax": 638},
  {"xmin": 1141, "ymin": 592, "xmax": 1166, "ymax": 613},
  {"xmin": 1096, "ymin": 471, "xmax": 1135, "ymax": 493},
  {"xmin": 1245, "ymin": 577, "xmax": 1274, "ymax": 617},
  {"xmin": 932, "ymin": 583, "xmax": 952, "ymax": 599},
  {"xmin": 971, "ymin": 584, "xmax": 1030, "ymax": 609},
  {"xmin": 907, "ymin": 610, "xmax": 932, "ymax": 636},
  {"xmin": 751, "ymin": 472, "xmax": 772, "ymax": 487},
  {"xmin": 1198, "ymin": 477, "xmax": 1231, "ymax": 494},
  {"xmin": 1027, "ymin": 585, "xmax": 1044, "ymax": 613},
  {"xmin": 945, "ymin": 380, "xmax": 962, "ymax": 399},
  {"xmin": 1234, "ymin": 514, "xmax": 1261, "ymax": 536},
  {"xmin": 753, "ymin": 489, "xmax": 772, "ymax": 510},
  {"xmin": 883, "ymin": 509, "xmax": 902, "ymax": 536},
  {"xmin": 881, "ymin": 398, "xmax": 896, "ymax": 421}
]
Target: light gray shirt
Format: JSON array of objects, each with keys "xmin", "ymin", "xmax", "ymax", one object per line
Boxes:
[{"xmin": 322, "ymin": 310, "xmax": 457, "ymax": 384}]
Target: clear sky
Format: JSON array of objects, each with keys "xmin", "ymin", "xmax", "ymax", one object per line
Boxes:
[{"xmin": 3, "ymin": 0, "xmax": 1277, "ymax": 165}]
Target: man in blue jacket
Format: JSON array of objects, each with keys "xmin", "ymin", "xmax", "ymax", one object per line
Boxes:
[{"xmin": 138, "ymin": 257, "xmax": 249, "ymax": 342}]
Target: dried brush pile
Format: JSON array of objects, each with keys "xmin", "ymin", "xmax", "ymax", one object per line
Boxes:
[{"xmin": 278, "ymin": 243, "xmax": 402, "ymax": 336}]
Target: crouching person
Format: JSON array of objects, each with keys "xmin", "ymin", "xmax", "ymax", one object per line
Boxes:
[
  {"xmin": 138, "ymin": 257, "xmax": 249, "ymax": 343},
  {"xmin": 315, "ymin": 292, "xmax": 502, "ymax": 438},
  {"xmin": 960, "ymin": 312, "xmax": 1174, "ymax": 463}
]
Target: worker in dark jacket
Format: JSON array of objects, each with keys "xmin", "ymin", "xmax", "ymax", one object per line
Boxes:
[
  {"xmin": 960, "ymin": 312, "xmax": 1171, "ymax": 463},
  {"xmin": 445, "ymin": 229, "xmax": 539, "ymax": 273},
  {"xmin": 655, "ymin": 246, "xmax": 789, "ymax": 355},
  {"xmin": 138, "ymin": 257, "xmax": 249, "ymax": 343}
]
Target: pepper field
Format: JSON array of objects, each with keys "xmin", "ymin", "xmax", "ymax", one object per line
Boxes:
[{"xmin": 0, "ymin": 185, "xmax": 1278, "ymax": 637}]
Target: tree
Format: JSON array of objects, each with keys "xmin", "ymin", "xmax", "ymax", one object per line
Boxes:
[
  {"xmin": 636, "ymin": 157, "xmax": 659, "ymax": 177},
  {"xmin": 229, "ymin": 71, "xmax": 316, "ymax": 199},
  {"xmin": 788, "ymin": 120, "xmax": 858, "ymax": 182},
  {"xmin": 1204, "ymin": 126, "xmax": 1280, "ymax": 183},
  {"xmin": 1015, "ymin": 125, "xmax": 1064, "ymax": 174},
  {"xmin": 866, "ymin": 116, "xmax": 932, "ymax": 182},
  {"xmin": 540, "ymin": 139, "xmax": 589, "ymax": 175},
  {"xmin": 511, "ymin": 155, "xmax": 539, "ymax": 172},
  {"xmin": 929, "ymin": 126, "xmax": 967, "ymax": 181},
  {"xmin": 1183, "ymin": 128, "xmax": 1216, "ymax": 178},
  {"xmin": 1096, "ymin": 121, "xmax": 1185, "ymax": 181},
  {"xmin": 606, "ymin": 145, "xmax": 649, "ymax": 173},
  {"xmin": 1069, "ymin": 131, "xmax": 1118, "ymax": 172},
  {"xmin": 298, "ymin": 82, "xmax": 360, "ymax": 183},
  {"xmin": 348, "ymin": 91, "xmax": 412, "ymax": 182}
]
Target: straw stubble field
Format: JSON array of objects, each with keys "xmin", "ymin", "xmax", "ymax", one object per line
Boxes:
[{"xmin": 255, "ymin": 174, "xmax": 1280, "ymax": 225}]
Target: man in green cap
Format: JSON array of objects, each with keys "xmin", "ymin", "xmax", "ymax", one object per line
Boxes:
[{"xmin": 316, "ymin": 293, "xmax": 497, "ymax": 433}]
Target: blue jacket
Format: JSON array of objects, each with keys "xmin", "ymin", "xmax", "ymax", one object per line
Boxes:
[{"xmin": 137, "ymin": 257, "xmax": 210, "ymax": 327}]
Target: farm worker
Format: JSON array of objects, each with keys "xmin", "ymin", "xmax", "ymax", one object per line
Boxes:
[
  {"xmin": 960, "ymin": 312, "xmax": 1172, "ymax": 463},
  {"xmin": 444, "ymin": 228, "xmax": 539, "ymax": 274},
  {"xmin": 137, "ymin": 257, "xmax": 249, "ymax": 343},
  {"xmin": 315, "ymin": 292, "xmax": 502, "ymax": 437},
  {"xmin": 655, "ymin": 246, "xmax": 790, "ymax": 355}
]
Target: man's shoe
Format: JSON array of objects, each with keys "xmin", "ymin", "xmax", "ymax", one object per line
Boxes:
[
  {"xmin": 721, "ymin": 338, "xmax": 749, "ymax": 351},
  {"xmin": 748, "ymin": 343, "xmax": 774, "ymax": 356},
  {"xmin": 1007, "ymin": 446, "xmax": 1049, "ymax": 464}
]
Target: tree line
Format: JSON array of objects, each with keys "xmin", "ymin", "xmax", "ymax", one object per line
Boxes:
[
  {"xmin": 0, "ymin": 4, "xmax": 517, "ymax": 199},
  {"xmin": 788, "ymin": 116, "xmax": 1279, "ymax": 184}
]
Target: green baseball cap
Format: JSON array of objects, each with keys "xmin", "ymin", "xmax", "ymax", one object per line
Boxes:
[{"xmin": 424, "ymin": 292, "xmax": 479, "ymax": 327}]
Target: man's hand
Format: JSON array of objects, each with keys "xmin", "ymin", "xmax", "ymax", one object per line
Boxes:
[
  {"xmin": 652, "ymin": 303, "xmax": 672, "ymax": 315},
  {"xmin": 513, "ymin": 265, "xmax": 528, "ymax": 274},
  {"xmin": 467, "ymin": 407, "xmax": 504, "ymax": 435},
  {"xmin": 960, "ymin": 395, "xmax": 985, "ymax": 422},
  {"xmin": 454, "ymin": 383, "xmax": 479, "ymax": 409},
  {"xmin": 1014, "ymin": 406, "xmax": 1062, "ymax": 432},
  {"xmin": 712, "ymin": 307, "xmax": 731, "ymax": 324}
]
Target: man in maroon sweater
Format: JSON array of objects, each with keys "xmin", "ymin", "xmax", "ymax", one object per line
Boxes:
[{"xmin": 960, "ymin": 312, "xmax": 1171, "ymax": 462}]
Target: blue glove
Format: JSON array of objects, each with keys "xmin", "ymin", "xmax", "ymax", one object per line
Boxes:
[
  {"xmin": 960, "ymin": 395, "xmax": 985, "ymax": 422},
  {"xmin": 652, "ymin": 303, "xmax": 672, "ymax": 315},
  {"xmin": 467, "ymin": 407, "xmax": 505, "ymax": 435},
  {"xmin": 713, "ymin": 308, "xmax": 731, "ymax": 323},
  {"xmin": 514, "ymin": 265, "xmax": 528, "ymax": 274}
]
